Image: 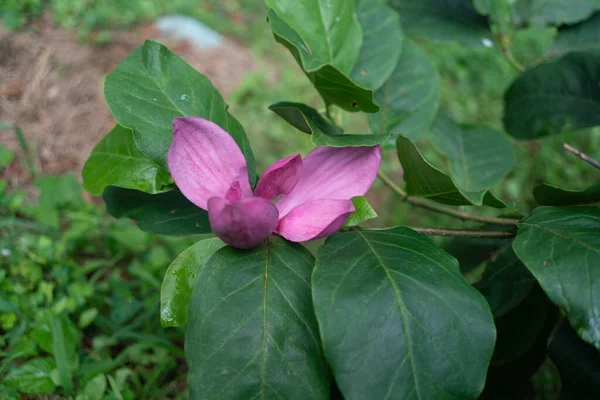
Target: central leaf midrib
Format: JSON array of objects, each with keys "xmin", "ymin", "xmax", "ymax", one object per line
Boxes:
[{"xmin": 260, "ymin": 242, "xmax": 270, "ymax": 399}]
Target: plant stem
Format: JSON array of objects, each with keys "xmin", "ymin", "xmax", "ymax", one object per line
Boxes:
[
  {"xmin": 410, "ymin": 227, "xmax": 515, "ymax": 239},
  {"xmin": 563, "ymin": 143, "xmax": 600, "ymax": 171},
  {"xmin": 377, "ymin": 171, "xmax": 519, "ymax": 226},
  {"xmin": 499, "ymin": 34, "xmax": 525, "ymax": 72}
]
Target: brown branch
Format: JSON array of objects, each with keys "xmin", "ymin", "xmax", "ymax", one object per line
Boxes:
[
  {"xmin": 410, "ymin": 227, "xmax": 515, "ymax": 239},
  {"xmin": 563, "ymin": 143, "xmax": 600, "ymax": 171}
]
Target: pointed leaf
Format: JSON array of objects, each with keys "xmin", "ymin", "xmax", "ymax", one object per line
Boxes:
[
  {"xmin": 102, "ymin": 186, "xmax": 210, "ymax": 236},
  {"xmin": 350, "ymin": 0, "xmax": 403, "ymax": 89},
  {"xmin": 312, "ymin": 227, "xmax": 495, "ymax": 400},
  {"xmin": 513, "ymin": 206, "xmax": 600, "ymax": 349},
  {"xmin": 104, "ymin": 40, "xmax": 255, "ymax": 182},
  {"xmin": 343, "ymin": 196, "xmax": 378, "ymax": 227},
  {"xmin": 160, "ymin": 238, "xmax": 226, "ymax": 327},
  {"xmin": 397, "ymin": 136, "xmax": 506, "ymax": 207},
  {"xmin": 186, "ymin": 237, "xmax": 329, "ymax": 399},
  {"xmin": 369, "ymin": 40, "xmax": 440, "ymax": 140},
  {"xmin": 390, "ymin": 0, "xmax": 492, "ymax": 48},
  {"xmin": 430, "ymin": 114, "xmax": 516, "ymax": 193},
  {"xmin": 534, "ymin": 183, "xmax": 600, "ymax": 206},
  {"xmin": 82, "ymin": 124, "xmax": 173, "ymax": 196},
  {"xmin": 269, "ymin": 102, "xmax": 390, "ymax": 146},
  {"xmin": 504, "ymin": 52, "xmax": 600, "ymax": 139},
  {"xmin": 268, "ymin": 11, "xmax": 378, "ymax": 113}
]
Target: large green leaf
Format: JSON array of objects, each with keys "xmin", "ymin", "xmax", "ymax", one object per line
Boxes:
[
  {"xmin": 368, "ymin": 40, "xmax": 440, "ymax": 140},
  {"xmin": 513, "ymin": 0, "xmax": 600, "ymax": 27},
  {"xmin": 104, "ymin": 40, "xmax": 255, "ymax": 182},
  {"xmin": 186, "ymin": 237, "xmax": 329, "ymax": 399},
  {"xmin": 389, "ymin": 0, "xmax": 492, "ymax": 48},
  {"xmin": 160, "ymin": 238, "xmax": 226, "ymax": 327},
  {"xmin": 513, "ymin": 206, "xmax": 600, "ymax": 349},
  {"xmin": 264, "ymin": 0, "xmax": 362, "ymax": 74},
  {"xmin": 397, "ymin": 136, "xmax": 506, "ymax": 207},
  {"xmin": 102, "ymin": 186, "xmax": 210, "ymax": 236},
  {"xmin": 534, "ymin": 183, "xmax": 600, "ymax": 206},
  {"xmin": 82, "ymin": 124, "xmax": 172, "ymax": 196},
  {"xmin": 267, "ymin": 10, "xmax": 378, "ymax": 113},
  {"xmin": 350, "ymin": 0, "xmax": 403, "ymax": 90},
  {"xmin": 269, "ymin": 102, "xmax": 390, "ymax": 146},
  {"xmin": 503, "ymin": 52, "xmax": 600, "ymax": 139},
  {"xmin": 551, "ymin": 13, "xmax": 600, "ymax": 57},
  {"xmin": 4, "ymin": 358, "xmax": 56, "ymax": 394},
  {"xmin": 430, "ymin": 114, "xmax": 516, "ymax": 194},
  {"xmin": 312, "ymin": 227, "xmax": 495, "ymax": 400}
]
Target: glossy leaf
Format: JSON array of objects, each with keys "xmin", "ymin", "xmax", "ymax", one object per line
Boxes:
[
  {"xmin": 82, "ymin": 124, "xmax": 172, "ymax": 196},
  {"xmin": 534, "ymin": 183, "xmax": 600, "ymax": 206},
  {"xmin": 186, "ymin": 237, "xmax": 329, "ymax": 399},
  {"xmin": 552, "ymin": 13, "xmax": 600, "ymax": 58},
  {"xmin": 430, "ymin": 114, "xmax": 515, "ymax": 194},
  {"xmin": 267, "ymin": 10, "xmax": 378, "ymax": 113},
  {"xmin": 312, "ymin": 227, "xmax": 495, "ymax": 400},
  {"xmin": 102, "ymin": 186, "xmax": 210, "ymax": 236},
  {"xmin": 264, "ymin": 0, "xmax": 362, "ymax": 74},
  {"xmin": 513, "ymin": 206, "xmax": 600, "ymax": 349},
  {"xmin": 389, "ymin": 0, "xmax": 492, "ymax": 48},
  {"xmin": 369, "ymin": 40, "xmax": 440, "ymax": 140},
  {"xmin": 513, "ymin": 0, "xmax": 600, "ymax": 27},
  {"xmin": 160, "ymin": 237, "xmax": 226, "ymax": 327},
  {"xmin": 4, "ymin": 358, "xmax": 56, "ymax": 394},
  {"xmin": 343, "ymin": 196, "xmax": 378, "ymax": 227},
  {"xmin": 350, "ymin": 0, "xmax": 403, "ymax": 90},
  {"xmin": 104, "ymin": 40, "xmax": 255, "ymax": 182},
  {"xmin": 504, "ymin": 52, "xmax": 600, "ymax": 139},
  {"xmin": 269, "ymin": 102, "xmax": 390, "ymax": 146},
  {"xmin": 397, "ymin": 136, "xmax": 506, "ymax": 207}
]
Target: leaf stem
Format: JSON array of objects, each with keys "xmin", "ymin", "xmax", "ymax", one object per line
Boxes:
[
  {"xmin": 499, "ymin": 34, "xmax": 525, "ymax": 72},
  {"xmin": 377, "ymin": 171, "xmax": 519, "ymax": 226},
  {"xmin": 563, "ymin": 143, "xmax": 600, "ymax": 171},
  {"xmin": 410, "ymin": 227, "xmax": 515, "ymax": 239}
]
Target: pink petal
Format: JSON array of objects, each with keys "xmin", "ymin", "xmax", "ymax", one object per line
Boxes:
[
  {"xmin": 208, "ymin": 196, "xmax": 279, "ymax": 249},
  {"xmin": 276, "ymin": 146, "xmax": 381, "ymax": 217},
  {"xmin": 275, "ymin": 199, "xmax": 355, "ymax": 242},
  {"xmin": 167, "ymin": 117, "xmax": 252, "ymax": 210},
  {"xmin": 254, "ymin": 154, "xmax": 303, "ymax": 201}
]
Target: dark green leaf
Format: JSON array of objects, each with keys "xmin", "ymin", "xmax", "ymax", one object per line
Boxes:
[
  {"xmin": 397, "ymin": 136, "xmax": 506, "ymax": 207},
  {"xmin": 513, "ymin": 0, "xmax": 600, "ymax": 27},
  {"xmin": 503, "ymin": 52, "xmax": 600, "ymax": 139},
  {"xmin": 350, "ymin": 0, "xmax": 403, "ymax": 89},
  {"xmin": 102, "ymin": 186, "xmax": 210, "ymax": 236},
  {"xmin": 4, "ymin": 358, "xmax": 56, "ymax": 394},
  {"xmin": 343, "ymin": 196, "xmax": 378, "ymax": 227},
  {"xmin": 513, "ymin": 206, "xmax": 600, "ymax": 349},
  {"xmin": 269, "ymin": 102, "xmax": 390, "ymax": 146},
  {"xmin": 160, "ymin": 237, "xmax": 226, "ymax": 327},
  {"xmin": 267, "ymin": 10, "xmax": 378, "ymax": 113},
  {"xmin": 104, "ymin": 40, "xmax": 255, "ymax": 182},
  {"xmin": 186, "ymin": 237, "xmax": 329, "ymax": 399},
  {"xmin": 312, "ymin": 227, "xmax": 495, "ymax": 399},
  {"xmin": 430, "ymin": 114, "xmax": 516, "ymax": 193},
  {"xmin": 50, "ymin": 314, "xmax": 74, "ymax": 395},
  {"xmin": 389, "ymin": 0, "xmax": 492, "ymax": 48},
  {"xmin": 444, "ymin": 235, "xmax": 510, "ymax": 274},
  {"xmin": 369, "ymin": 40, "xmax": 440, "ymax": 140},
  {"xmin": 264, "ymin": 0, "xmax": 362, "ymax": 73},
  {"xmin": 534, "ymin": 183, "xmax": 600, "ymax": 206},
  {"xmin": 82, "ymin": 124, "xmax": 172, "ymax": 196},
  {"xmin": 552, "ymin": 12, "xmax": 600, "ymax": 58}
]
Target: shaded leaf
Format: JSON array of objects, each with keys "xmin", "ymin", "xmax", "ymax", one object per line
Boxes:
[
  {"xmin": 430, "ymin": 114, "xmax": 516, "ymax": 193},
  {"xmin": 444, "ymin": 235, "xmax": 510, "ymax": 275},
  {"xmin": 4, "ymin": 358, "xmax": 56, "ymax": 394},
  {"xmin": 369, "ymin": 40, "xmax": 440, "ymax": 140},
  {"xmin": 390, "ymin": 0, "xmax": 492, "ymax": 48},
  {"xmin": 269, "ymin": 102, "xmax": 390, "ymax": 146},
  {"xmin": 343, "ymin": 196, "xmax": 378, "ymax": 227},
  {"xmin": 397, "ymin": 136, "xmax": 506, "ymax": 207},
  {"xmin": 534, "ymin": 183, "xmax": 600, "ymax": 206},
  {"xmin": 312, "ymin": 227, "xmax": 495, "ymax": 400},
  {"xmin": 551, "ymin": 13, "xmax": 600, "ymax": 57},
  {"xmin": 104, "ymin": 40, "xmax": 255, "ymax": 182},
  {"xmin": 504, "ymin": 52, "xmax": 600, "ymax": 139},
  {"xmin": 513, "ymin": 0, "xmax": 600, "ymax": 27},
  {"xmin": 160, "ymin": 238, "xmax": 226, "ymax": 327},
  {"xmin": 513, "ymin": 206, "xmax": 600, "ymax": 349},
  {"xmin": 82, "ymin": 124, "xmax": 172, "ymax": 196},
  {"xmin": 102, "ymin": 186, "xmax": 210, "ymax": 236},
  {"xmin": 186, "ymin": 237, "xmax": 329, "ymax": 399}
]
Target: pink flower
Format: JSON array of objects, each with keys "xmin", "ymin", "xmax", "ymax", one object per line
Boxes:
[{"xmin": 167, "ymin": 117, "xmax": 381, "ymax": 249}]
